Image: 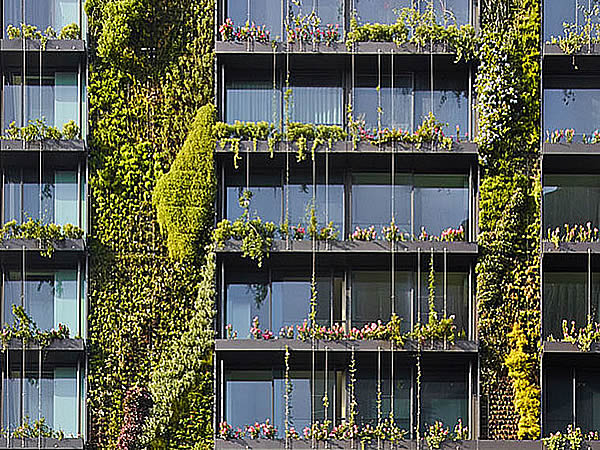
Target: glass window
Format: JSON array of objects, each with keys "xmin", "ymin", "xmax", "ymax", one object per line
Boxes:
[
  {"xmin": 421, "ymin": 367, "xmax": 468, "ymax": 431},
  {"xmin": 4, "ymin": 0, "xmax": 80, "ymax": 38},
  {"xmin": 419, "ymin": 271, "xmax": 469, "ymax": 337},
  {"xmin": 4, "ymin": 270, "xmax": 79, "ymax": 335},
  {"xmin": 225, "ymin": 75, "xmax": 280, "ymax": 124},
  {"xmin": 543, "ymin": 272, "xmax": 587, "ymax": 339},
  {"xmin": 290, "ymin": 0, "xmax": 344, "ymax": 28},
  {"xmin": 354, "ymin": 73, "xmax": 413, "ymax": 130},
  {"xmin": 225, "ymin": 371, "xmax": 273, "ymax": 429},
  {"xmin": 5, "ymin": 366, "xmax": 79, "ymax": 437},
  {"xmin": 544, "ymin": 0, "xmax": 600, "ymax": 41},
  {"xmin": 352, "ymin": 173, "xmax": 412, "ymax": 234},
  {"xmin": 415, "ymin": 71, "xmax": 469, "ymax": 137},
  {"xmin": 227, "ymin": 0, "xmax": 283, "ymax": 38},
  {"xmin": 351, "ymin": 271, "xmax": 413, "ymax": 331},
  {"xmin": 420, "ymin": 0, "xmax": 470, "ymax": 26},
  {"xmin": 274, "ymin": 371, "xmax": 334, "ymax": 433},
  {"xmin": 226, "ymin": 283, "xmax": 270, "ymax": 338},
  {"xmin": 4, "ymin": 72, "xmax": 79, "ymax": 130},
  {"xmin": 287, "ymin": 173, "xmax": 344, "ymax": 235},
  {"xmin": 577, "ymin": 369, "xmax": 600, "ymax": 432},
  {"xmin": 226, "ymin": 174, "xmax": 283, "ymax": 224},
  {"xmin": 290, "ymin": 72, "xmax": 343, "ymax": 125},
  {"xmin": 545, "ymin": 367, "xmax": 573, "ymax": 433},
  {"xmin": 544, "ymin": 78, "xmax": 600, "ymax": 141},
  {"xmin": 4, "ymin": 169, "xmax": 80, "ymax": 226},
  {"xmin": 414, "ymin": 175, "xmax": 469, "ymax": 236},
  {"xmin": 354, "ymin": 0, "xmax": 411, "ymax": 25},
  {"xmin": 355, "ymin": 367, "xmax": 411, "ymax": 430},
  {"xmin": 544, "ymin": 175, "xmax": 600, "ymax": 231}
]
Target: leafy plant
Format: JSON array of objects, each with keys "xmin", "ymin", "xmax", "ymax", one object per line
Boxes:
[
  {"xmin": 3, "ymin": 119, "xmax": 80, "ymax": 141},
  {"xmin": 561, "ymin": 318, "xmax": 600, "ymax": 352},
  {"xmin": 0, "ymin": 219, "xmax": 84, "ymax": 258},
  {"xmin": 1, "ymin": 304, "xmax": 70, "ymax": 349},
  {"xmin": 219, "ymin": 19, "xmax": 271, "ymax": 43},
  {"xmin": 547, "ymin": 223, "xmax": 600, "ymax": 248},
  {"xmin": 11, "ymin": 416, "xmax": 64, "ymax": 439},
  {"xmin": 425, "ymin": 421, "xmax": 449, "ymax": 449},
  {"xmin": 6, "ymin": 22, "xmax": 80, "ymax": 42},
  {"xmin": 543, "ymin": 424, "xmax": 584, "ymax": 450}
]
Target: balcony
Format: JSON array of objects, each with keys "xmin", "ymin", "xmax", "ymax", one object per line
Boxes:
[
  {"xmin": 0, "ymin": 438, "xmax": 84, "ymax": 449},
  {"xmin": 216, "ymin": 440, "xmax": 578, "ymax": 449}
]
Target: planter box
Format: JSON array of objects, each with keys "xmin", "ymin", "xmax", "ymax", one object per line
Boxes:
[
  {"xmin": 1, "ymin": 39, "xmax": 84, "ymax": 52},
  {"xmin": 0, "ymin": 238, "xmax": 85, "ymax": 252},
  {"xmin": 544, "ymin": 42, "xmax": 600, "ymax": 55},
  {"xmin": 0, "ymin": 139, "xmax": 85, "ymax": 152},
  {"xmin": 543, "ymin": 241, "xmax": 600, "ymax": 253},
  {"xmin": 3, "ymin": 338, "xmax": 84, "ymax": 351},
  {"xmin": 0, "ymin": 437, "xmax": 84, "ymax": 449}
]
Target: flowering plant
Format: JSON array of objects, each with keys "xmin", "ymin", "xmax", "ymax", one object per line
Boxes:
[
  {"xmin": 425, "ymin": 421, "xmax": 450, "ymax": 449},
  {"xmin": 218, "ymin": 421, "xmax": 242, "ymax": 440},
  {"xmin": 349, "ymin": 225, "xmax": 377, "ymax": 241},
  {"xmin": 220, "ymin": 19, "xmax": 271, "ymax": 43},
  {"xmin": 287, "ymin": 427, "xmax": 300, "ymax": 439},
  {"xmin": 250, "ymin": 317, "xmax": 274, "ymax": 340},
  {"xmin": 291, "ymin": 225, "xmax": 306, "ymax": 240},
  {"xmin": 303, "ymin": 421, "xmax": 330, "ymax": 441},
  {"xmin": 382, "ymin": 221, "xmax": 407, "ymax": 242},
  {"xmin": 547, "ymin": 222, "xmax": 600, "ymax": 248},
  {"xmin": 295, "ymin": 315, "xmax": 404, "ymax": 344},
  {"xmin": 329, "ymin": 420, "xmax": 359, "ymax": 440},
  {"xmin": 419, "ymin": 226, "xmax": 465, "ymax": 242},
  {"xmin": 279, "ymin": 325, "xmax": 295, "ymax": 339},
  {"xmin": 225, "ymin": 323, "xmax": 237, "ymax": 339},
  {"xmin": 453, "ymin": 419, "xmax": 469, "ymax": 440}
]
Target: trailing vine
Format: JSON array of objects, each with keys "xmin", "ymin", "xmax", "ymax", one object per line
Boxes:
[{"xmin": 0, "ymin": 305, "xmax": 70, "ymax": 349}]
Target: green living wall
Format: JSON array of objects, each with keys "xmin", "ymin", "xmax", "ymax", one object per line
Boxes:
[{"xmin": 84, "ymin": 0, "xmax": 215, "ymax": 446}]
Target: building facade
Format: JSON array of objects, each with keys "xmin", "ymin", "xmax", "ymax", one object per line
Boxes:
[{"xmin": 214, "ymin": 0, "xmax": 600, "ymax": 447}]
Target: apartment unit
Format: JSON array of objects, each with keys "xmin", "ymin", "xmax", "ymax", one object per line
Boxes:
[
  {"xmin": 214, "ymin": 0, "xmax": 600, "ymax": 447},
  {"xmin": 0, "ymin": 0, "xmax": 88, "ymax": 447}
]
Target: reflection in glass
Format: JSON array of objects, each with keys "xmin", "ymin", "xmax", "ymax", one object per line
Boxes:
[
  {"xmin": 226, "ymin": 174, "xmax": 283, "ymax": 224},
  {"xmin": 4, "ymin": 0, "xmax": 80, "ymax": 38},
  {"xmin": 289, "ymin": 0, "xmax": 344, "ymax": 28},
  {"xmin": 4, "ymin": 270, "xmax": 79, "ymax": 335},
  {"xmin": 577, "ymin": 369, "xmax": 600, "ymax": 432},
  {"xmin": 544, "ymin": 175, "xmax": 600, "ymax": 230},
  {"xmin": 4, "ymin": 169, "xmax": 80, "ymax": 226},
  {"xmin": 544, "ymin": 83, "xmax": 600, "ymax": 140},
  {"xmin": 226, "ymin": 76, "xmax": 280, "ymax": 124},
  {"xmin": 5, "ymin": 367, "xmax": 78, "ymax": 436},
  {"xmin": 421, "ymin": 368, "xmax": 467, "ymax": 431},
  {"xmin": 225, "ymin": 371, "xmax": 273, "ymax": 429},
  {"xmin": 354, "ymin": 0, "xmax": 411, "ymax": 24},
  {"xmin": 227, "ymin": 0, "xmax": 283, "ymax": 37},
  {"xmin": 543, "ymin": 272, "xmax": 595, "ymax": 338},
  {"xmin": 545, "ymin": 366, "xmax": 573, "ymax": 433},
  {"xmin": 4, "ymin": 72, "xmax": 78, "ymax": 130},
  {"xmin": 290, "ymin": 72, "xmax": 343, "ymax": 125},
  {"xmin": 226, "ymin": 283, "xmax": 270, "ymax": 338},
  {"xmin": 543, "ymin": 0, "xmax": 600, "ymax": 41},
  {"xmin": 351, "ymin": 271, "xmax": 412, "ymax": 331},
  {"xmin": 355, "ymin": 367, "xmax": 411, "ymax": 430},
  {"xmin": 420, "ymin": 0, "xmax": 470, "ymax": 26}
]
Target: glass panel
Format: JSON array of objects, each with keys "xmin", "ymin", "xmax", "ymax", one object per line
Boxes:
[
  {"xmin": 53, "ymin": 367, "xmax": 77, "ymax": 436},
  {"xmin": 4, "ymin": 170, "xmax": 21, "ymax": 223},
  {"xmin": 287, "ymin": 173, "xmax": 344, "ymax": 234},
  {"xmin": 544, "ymin": 175, "xmax": 600, "ymax": 231},
  {"xmin": 414, "ymin": 175, "xmax": 468, "ymax": 236},
  {"xmin": 543, "ymin": 272, "xmax": 587, "ymax": 339},
  {"xmin": 543, "ymin": 0, "xmax": 577, "ymax": 40},
  {"xmin": 226, "ymin": 173, "xmax": 283, "ymax": 224},
  {"xmin": 274, "ymin": 371, "xmax": 333, "ymax": 434},
  {"xmin": 421, "ymin": 367, "xmax": 467, "ymax": 431},
  {"xmin": 271, "ymin": 277, "xmax": 331, "ymax": 331},
  {"xmin": 54, "ymin": 72, "xmax": 78, "ymax": 129},
  {"xmin": 351, "ymin": 271, "xmax": 412, "ymax": 331},
  {"xmin": 4, "ymin": 271, "xmax": 20, "ymax": 326},
  {"xmin": 419, "ymin": 271, "xmax": 469, "ymax": 337},
  {"xmin": 3, "ymin": 73, "xmax": 21, "ymax": 128},
  {"xmin": 290, "ymin": 0, "xmax": 344, "ymax": 28},
  {"xmin": 227, "ymin": 0, "xmax": 282, "ymax": 37},
  {"xmin": 577, "ymin": 368, "xmax": 600, "ymax": 432},
  {"xmin": 545, "ymin": 366, "xmax": 573, "ymax": 433},
  {"xmin": 226, "ymin": 283, "xmax": 270, "ymax": 337},
  {"xmin": 421, "ymin": 0, "xmax": 470, "ymax": 26},
  {"xmin": 53, "ymin": 0, "xmax": 79, "ymax": 31},
  {"xmin": 354, "ymin": 73, "xmax": 413, "ymax": 130},
  {"xmin": 544, "ymin": 84, "xmax": 600, "ymax": 141},
  {"xmin": 415, "ymin": 72, "xmax": 469, "ymax": 137},
  {"xmin": 226, "ymin": 79, "xmax": 280, "ymax": 124},
  {"xmin": 4, "ymin": 0, "xmax": 78, "ymax": 36},
  {"xmin": 351, "ymin": 173, "xmax": 412, "ymax": 234},
  {"xmin": 355, "ymin": 367, "xmax": 411, "ymax": 430},
  {"xmin": 354, "ymin": 0, "xmax": 411, "ymax": 24},
  {"xmin": 290, "ymin": 73, "xmax": 343, "ymax": 125},
  {"xmin": 225, "ymin": 371, "xmax": 273, "ymax": 429},
  {"xmin": 54, "ymin": 171, "xmax": 78, "ymax": 226},
  {"xmin": 54, "ymin": 270, "xmax": 78, "ymax": 335},
  {"xmin": 25, "ymin": 272, "xmax": 55, "ymax": 331}
]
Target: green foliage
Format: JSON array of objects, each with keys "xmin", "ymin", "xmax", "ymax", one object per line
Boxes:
[
  {"xmin": 3, "ymin": 119, "xmax": 80, "ymax": 141},
  {"xmin": 213, "ymin": 218, "xmax": 277, "ymax": 267},
  {"xmin": 1, "ymin": 304, "xmax": 70, "ymax": 349},
  {"xmin": 142, "ymin": 251, "xmax": 215, "ymax": 448},
  {"xmin": 547, "ymin": 4, "xmax": 600, "ymax": 55},
  {"xmin": 346, "ymin": 6, "xmax": 477, "ymax": 62},
  {"xmin": 561, "ymin": 318, "xmax": 600, "ymax": 352},
  {"xmin": 544, "ymin": 425, "xmax": 584, "ymax": 450},
  {"xmin": 153, "ymin": 105, "xmax": 216, "ymax": 261},
  {"xmin": 476, "ymin": 0, "xmax": 541, "ymax": 439},
  {"xmin": 505, "ymin": 321, "xmax": 541, "ymax": 440},
  {"xmin": 6, "ymin": 22, "xmax": 80, "ymax": 44},
  {"xmin": 11, "ymin": 417, "xmax": 64, "ymax": 439},
  {"xmin": 59, "ymin": 23, "xmax": 81, "ymax": 39}
]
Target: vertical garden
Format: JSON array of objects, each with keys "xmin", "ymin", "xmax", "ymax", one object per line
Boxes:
[{"xmin": 83, "ymin": 0, "xmax": 545, "ymax": 446}]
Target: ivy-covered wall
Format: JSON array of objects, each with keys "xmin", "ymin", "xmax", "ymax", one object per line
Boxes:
[
  {"xmin": 84, "ymin": 0, "xmax": 215, "ymax": 446},
  {"xmin": 476, "ymin": 0, "xmax": 541, "ymax": 440}
]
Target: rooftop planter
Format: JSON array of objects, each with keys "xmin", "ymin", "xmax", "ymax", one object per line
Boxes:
[{"xmin": 216, "ymin": 338, "xmax": 476, "ymax": 353}]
